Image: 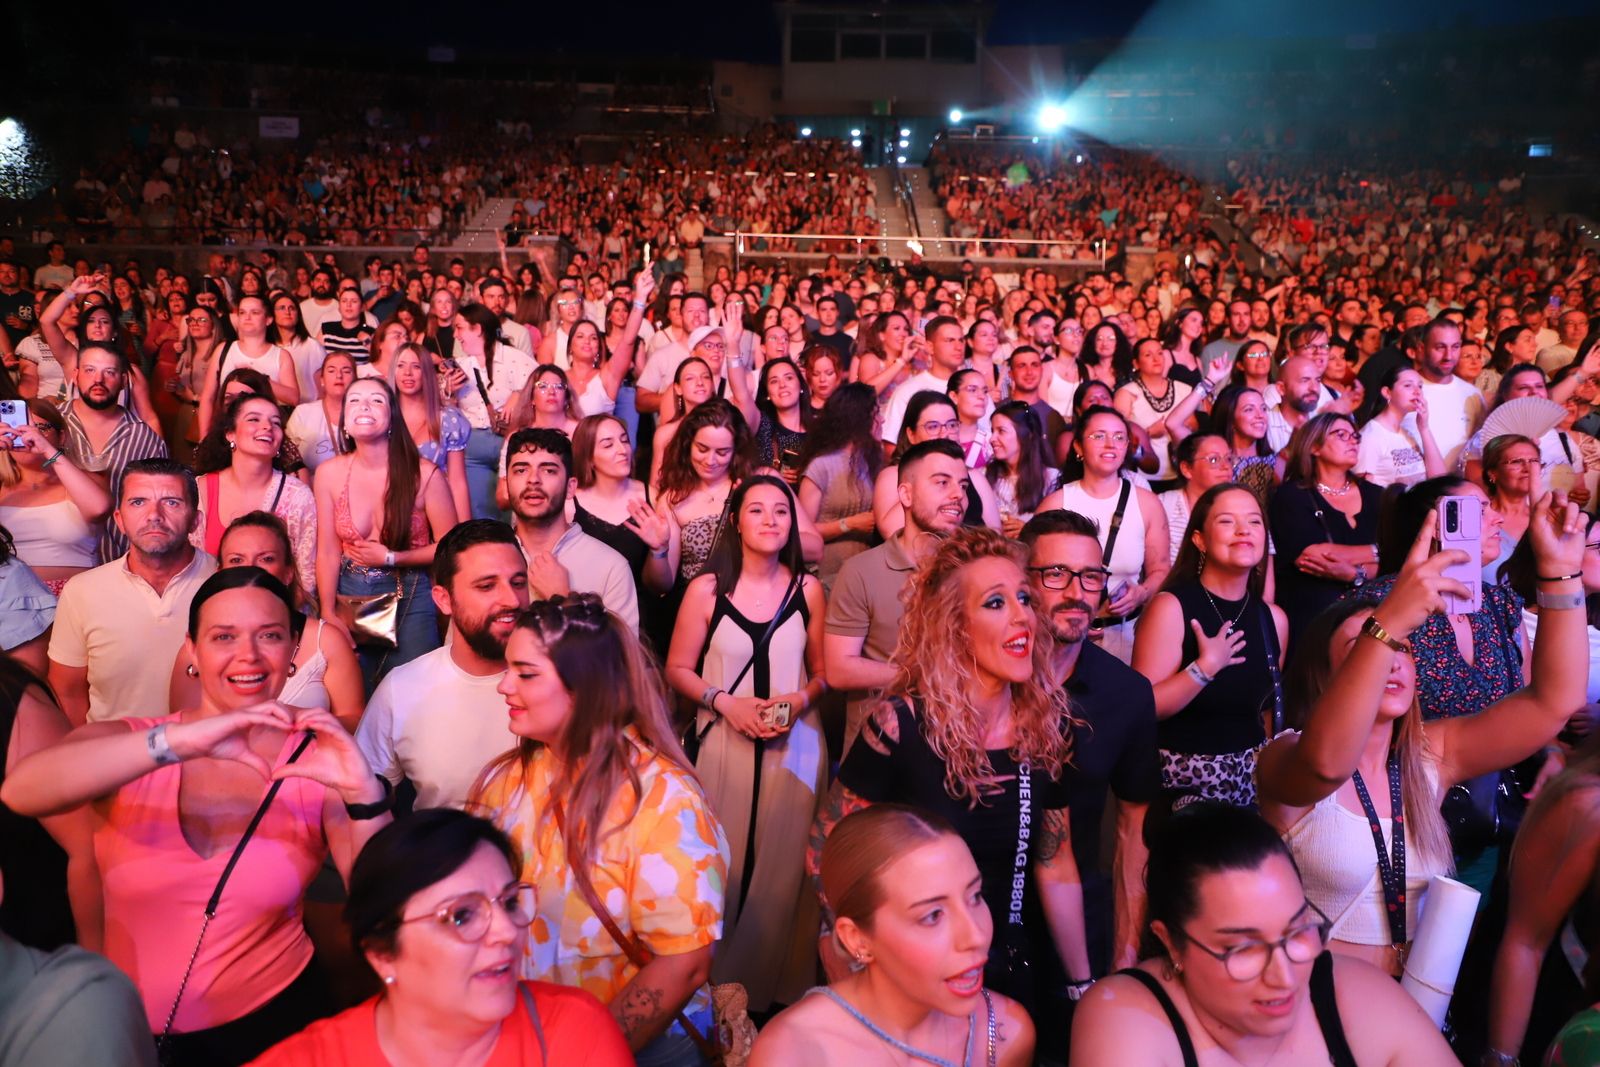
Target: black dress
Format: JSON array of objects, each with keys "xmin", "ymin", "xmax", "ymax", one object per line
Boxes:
[
  {"xmin": 0, "ymin": 692, "xmax": 74, "ymax": 950},
  {"xmin": 838, "ymin": 696, "xmax": 1070, "ymax": 1012},
  {"xmin": 1269, "ymin": 479, "xmax": 1382, "ymax": 645},
  {"xmin": 573, "ymin": 497, "xmax": 667, "ymax": 653}
]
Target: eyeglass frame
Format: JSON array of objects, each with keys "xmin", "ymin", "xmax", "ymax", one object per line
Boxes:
[
  {"xmin": 394, "ymin": 882, "xmax": 537, "ymax": 943},
  {"xmin": 1177, "ymin": 899, "xmax": 1333, "ymax": 982},
  {"xmin": 1026, "ymin": 563, "xmax": 1112, "ymax": 592}
]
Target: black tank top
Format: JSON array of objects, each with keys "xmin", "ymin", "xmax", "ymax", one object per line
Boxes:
[
  {"xmin": 1119, "ymin": 953, "xmax": 1358, "ymax": 1067},
  {"xmin": 1156, "ymin": 580, "xmax": 1278, "ymax": 757}
]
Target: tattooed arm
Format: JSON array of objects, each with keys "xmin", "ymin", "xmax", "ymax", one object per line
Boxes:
[
  {"xmin": 608, "ymin": 945, "xmax": 713, "ymax": 1052},
  {"xmin": 1034, "ymin": 806, "xmax": 1093, "ymax": 982}
]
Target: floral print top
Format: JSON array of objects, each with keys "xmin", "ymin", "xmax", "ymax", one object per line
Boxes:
[{"xmin": 471, "ymin": 730, "xmax": 729, "ymax": 1034}]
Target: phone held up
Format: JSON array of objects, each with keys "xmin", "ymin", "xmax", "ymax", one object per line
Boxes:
[{"xmin": 1436, "ymin": 494, "xmax": 1483, "ymax": 616}]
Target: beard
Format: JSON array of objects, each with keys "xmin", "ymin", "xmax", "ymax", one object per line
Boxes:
[
  {"xmin": 456, "ymin": 614, "xmax": 510, "ymax": 662},
  {"xmin": 80, "ymin": 384, "xmax": 120, "ymax": 411},
  {"xmin": 512, "ymin": 483, "xmax": 566, "ymax": 526},
  {"xmin": 1047, "ymin": 597, "xmax": 1096, "ymax": 645}
]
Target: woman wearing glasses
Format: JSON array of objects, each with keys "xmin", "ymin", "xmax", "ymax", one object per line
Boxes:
[
  {"xmin": 1269, "ymin": 412, "xmax": 1384, "ymax": 643},
  {"xmin": 471, "ymin": 596, "xmax": 729, "ymax": 1066},
  {"xmin": 1156, "ymin": 433, "xmax": 1234, "ymax": 564},
  {"xmin": 1072, "ymin": 802, "xmax": 1455, "ymax": 1066},
  {"xmin": 946, "ymin": 368, "xmax": 992, "ymax": 468},
  {"xmin": 872, "ymin": 390, "xmax": 999, "ymax": 539},
  {"xmin": 249, "ymin": 810, "xmax": 633, "ymax": 1065}
]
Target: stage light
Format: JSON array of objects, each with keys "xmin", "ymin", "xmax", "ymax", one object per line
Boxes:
[
  {"xmin": 800, "ymin": 127, "xmax": 812, "ymax": 137},
  {"xmin": 1074, "ymin": 154, "xmax": 1084, "ymax": 164},
  {"xmin": 898, "ymin": 139, "xmax": 908, "ymax": 149},
  {"xmin": 851, "ymin": 138, "xmax": 862, "ymax": 148},
  {"xmin": 897, "ymin": 155, "xmax": 907, "ymax": 164},
  {"xmin": 948, "ymin": 108, "xmax": 963, "ymax": 124},
  {"xmin": 899, "ymin": 128, "xmax": 910, "ymax": 138},
  {"xmin": 850, "ymin": 128, "xmax": 861, "ymax": 138},
  {"xmin": 1036, "ymin": 103, "xmax": 1069, "ymax": 133}
]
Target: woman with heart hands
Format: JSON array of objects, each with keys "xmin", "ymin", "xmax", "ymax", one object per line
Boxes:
[{"xmin": 0, "ymin": 566, "xmax": 394, "ymax": 1067}]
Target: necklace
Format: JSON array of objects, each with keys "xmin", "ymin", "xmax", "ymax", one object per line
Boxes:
[
  {"xmin": 1317, "ymin": 478, "xmax": 1354, "ymax": 496},
  {"xmin": 810, "ymin": 987, "xmax": 972, "ymax": 1067},
  {"xmin": 1136, "ymin": 375, "xmax": 1176, "ymax": 412},
  {"xmin": 1202, "ymin": 580, "xmax": 1251, "ymax": 630}
]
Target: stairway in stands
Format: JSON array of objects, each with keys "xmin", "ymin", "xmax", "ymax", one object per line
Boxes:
[
  {"xmin": 898, "ymin": 166, "xmax": 956, "ymax": 257},
  {"xmin": 457, "ymin": 197, "xmax": 519, "ymax": 252}
]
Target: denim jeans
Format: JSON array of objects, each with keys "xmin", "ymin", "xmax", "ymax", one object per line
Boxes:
[
  {"xmin": 464, "ymin": 426, "xmax": 504, "ymax": 520},
  {"xmin": 338, "ymin": 560, "xmax": 439, "ymax": 692},
  {"xmin": 633, "ymin": 1028, "xmax": 708, "ymax": 1067}
]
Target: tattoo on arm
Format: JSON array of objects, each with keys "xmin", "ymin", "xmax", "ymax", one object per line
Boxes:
[
  {"xmin": 1035, "ymin": 808, "xmax": 1068, "ymax": 867},
  {"xmin": 611, "ymin": 982, "xmax": 666, "ymax": 1046}
]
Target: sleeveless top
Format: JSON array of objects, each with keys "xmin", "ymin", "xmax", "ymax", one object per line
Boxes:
[
  {"xmin": 280, "ymin": 618, "xmax": 331, "ymax": 711},
  {"xmin": 1157, "ymin": 581, "xmax": 1278, "ymax": 757},
  {"xmin": 1282, "ymin": 759, "xmax": 1449, "ymax": 946},
  {"xmin": 695, "ymin": 583, "xmax": 811, "ymax": 702},
  {"xmin": 0, "ymin": 498, "xmax": 98, "ymax": 569},
  {"xmin": 218, "ymin": 340, "xmax": 292, "ymax": 386},
  {"xmin": 574, "ymin": 498, "xmax": 649, "ymax": 585},
  {"xmin": 334, "ymin": 461, "xmax": 431, "ymax": 553},
  {"xmin": 678, "ymin": 514, "xmax": 721, "ymax": 584},
  {"xmin": 1118, "ymin": 953, "xmax": 1357, "ymax": 1067},
  {"xmin": 1054, "ymin": 478, "xmax": 1146, "ymax": 591}
]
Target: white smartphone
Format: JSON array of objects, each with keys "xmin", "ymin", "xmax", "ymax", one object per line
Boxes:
[
  {"xmin": 0, "ymin": 399, "xmax": 26, "ymax": 432},
  {"xmin": 1437, "ymin": 494, "xmax": 1483, "ymax": 616},
  {"xmin": 761, "ymin": 702, "xmax": 792, "ymax": 729}
]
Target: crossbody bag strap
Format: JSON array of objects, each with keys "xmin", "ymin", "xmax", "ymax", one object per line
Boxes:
[
  {"xmin": 158, "ymin": 729, "xmax": 315, "ymax": 1052},
  {"xmin": 518, "ymin": 982, "xmax": 550, "ymax": 1067},
  {"xmin": 1100, "ymin": 479, "xmax": 1133, "ymax": 566},
  {"xmin": 690, "ymin": 569, "xmax": 805, "ymax": 750},
  {"xmin": 551, "ymin": 803, "xmax": 716, "ymax": 1059},
  {"xmin": 269, "ymin": 470, "xmax": 287, "ymax": 513},
  {"xmin": 1257, "ymin": 600, "xmax": 1285, "ymax": 734}
]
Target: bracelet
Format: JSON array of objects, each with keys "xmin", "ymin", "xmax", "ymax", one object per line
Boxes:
[
  {"xmin": 651, "ymin": 544, "xmax": 669, "ymax": 559},
  {"xmin": 632, "ymin": 300, "xmax": 647, "ymax": 311},
  {"xmin": 146, "ymin": 724, "xmax": 181, "ymax": 766},
  {"xmin": 1361, "ymin": 614, "xmax": 1411, "ymax": 653},
  {"xmin": 702, "ymin": 686, "xmax": 725, "ymax": 711},
  {"xmin": 1065, "ymin": 979, "xmax": 1097, "ymax": 1002},
  {"xmin": 1537, "ymin": 572, "xmax": 1583, "ymax": 583},
  {"xmin": 1536, "ymin": 590, "xmax": 1587, "ymax": 611},
  {"xmin": 384, "ymin": 550, "xmax": 396, "ymax": 568},
  {"xmin": 1185, "ymin": 661, "xmax": 1214, "ymax": 686},
  {"xmin": 41, "ymin": 449, "xmax": 65, "ymax": 469},
  {"xmin": 344, "ymin": 775, "xmax": 396, "ymax": 821}
]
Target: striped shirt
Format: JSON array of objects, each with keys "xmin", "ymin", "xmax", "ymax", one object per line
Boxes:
[{"xmin": 62, "ymin": 404, "xmax": 169, "ymax": 561}]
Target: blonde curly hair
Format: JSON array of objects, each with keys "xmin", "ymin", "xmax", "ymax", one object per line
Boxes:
[{"xmin": 888, "ymin": 526, "xmax": 1078, "ymax": 806}]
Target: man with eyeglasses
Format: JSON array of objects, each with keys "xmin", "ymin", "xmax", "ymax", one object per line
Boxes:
[
  {"xmin": 879, "ymin": 316, "xmax": 991, "ymax": 448},
  {"xmin": 1019, "ymin": 510, "xmax": 1158, "ymax": 1054}
]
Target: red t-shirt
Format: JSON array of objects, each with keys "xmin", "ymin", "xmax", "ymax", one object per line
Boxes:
[{"xmin": 247, "ymin": 981, "xmax": 632, "ymax": 1066}]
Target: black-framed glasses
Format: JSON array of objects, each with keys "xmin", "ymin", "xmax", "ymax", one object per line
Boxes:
[
  {"xmin": 1026, "ymin": 563, "xmax": 1111, "ymax": 592},
  {"xmin": 1323, "ymin": 428, "xmax": 1357, "ymax": 443},
  {"xmin": 396, "ymin": 883, "xmax": 536, "ymax": 943},
  {"xmin": 1180, "ymin": 900, "xmax": 1332, "ymax": 981}
]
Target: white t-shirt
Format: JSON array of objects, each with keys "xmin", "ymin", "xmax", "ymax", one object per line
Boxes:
[
  {"xmin": 284, "ymin": 336, "xmax": 327, "ymax": 402},
  {"xmin": 635, "ymin": 340, "xmax": 692, "ymax": 395},
  {"xmin": 285, "ymin": 401, "xmax": 340, "ymax": 471},
  {"xmin": 454, "ymin": 343, "xmax": 537, "ymax": 431},
  {"xmin": 299, "ymin": 297, "xmax": 340, "ymax": 339},
  {"xmin": 881, "ymin": 369, "xmax": 994, "ymax": 444},
  {"xmin": 1355, "ymin": 419, "xmax": 1426, "ymax": 488},
  {"xmin": 1405, "ymin": 376, "xmax": 1483, "ymax": 470},
  {"xmin": 355, "ymin": 645, "xmax": 515, "ymax": 811}
]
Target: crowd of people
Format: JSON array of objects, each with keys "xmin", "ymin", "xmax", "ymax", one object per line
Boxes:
[{"xmin": 1, "ymin": 181, "xmax": 1599, "ymax": 1067}]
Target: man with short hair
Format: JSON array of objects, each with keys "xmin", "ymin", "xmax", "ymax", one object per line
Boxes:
[
  {"xmin": 1407, "ymin": 318, "xmax": 1483, "ymax": 468},
  {"xmin": 1005, "ymin": 346, "xmax": 1071, "ymax": 441},
  {"xmin": 33, "ymin": 241, "xmax": 73, "ymax": 291},
  {"xmin": 1200, "ymin": 298, "xmax": 1252, "ymax": 369},
  {"xmin": 825, "ymin": 439, "xmax": 967, "ymax": 750},
  {"xmin": 1265, "ymin": 354, "xmax": 1322, "ymax": 453},
  {"xmin": 1020, "ymin": 509, "xmax": 1159, "ymax": 982},
  {"xmin": 809, "ymin": 295, "xmax": 853, "ymax": 369},
  {"xmin": 0, "ymin": 260, "xmax": 32, "ymax": 357},
  {"xmin": 505, "ymin": 428, "xmax": 639, "ymax": 630},
  {"xmin": 1537, "ymin": 308, "xmax": 1590, "ymax": 375},
  {"xmin": 365, "ymin": 262, "xmax": 402, "ymax": 322},
  {"xmin": 299, "ymin": 268, "xmax": 340, "ymax": 338},
  {"xmin": 61, "ymin": 343, "xmax": 169, "ymax": 560},
  {"xmin": 478, "ymin": 277, "xmax": 531, "ymax": 355},
  {"xmin": 635, "ymin": 291, "xmax": 712, "ymax": 414},
  {"xmin": 356, "ymin": 519, "xmax": 530, "ymax": 810},
  {"xmin": 879, "ymin": 316, "xmax": 989, "ymax": 445},
  {"xmin": 48, "ymin": 459, "xmax": 215, "ymax": 725}
]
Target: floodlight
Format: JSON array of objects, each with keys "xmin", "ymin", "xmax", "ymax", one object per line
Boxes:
[
  {"xmin": 1036, "ymin": 103, "xmax": 1068, "ymax": 133},
  {"xmin": 948, "ymin": 108, "xmax": 963, "ymax": 124}
]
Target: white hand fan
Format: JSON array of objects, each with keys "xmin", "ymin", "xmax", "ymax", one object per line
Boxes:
[{"xmin": 1479, "ymin": 396, "xmax": 1566, "ymax": 445}]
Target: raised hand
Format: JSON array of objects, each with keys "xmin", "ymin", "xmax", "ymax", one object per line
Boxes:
[
  {"xmin": 624, "ymin": 495, "xmax": 671, "ymax": 553},
  {"xmin": 167, "ymin": 703, "xmax": 298, "ymax": 779},
  {"xmin": 1372, "ymin": 508, "xmax": 1471, "ymax": 638},
  {"xmin": 633, "ymin": 267, "xmax": 656, "ymax": 305},
  {"xmin": 272, "ymin": 705, "xmax": 382, "ymax": 804},
  {"xmin": 1528, "ymin": 491, "xmax": 1586, "ymax": 576},
  {"xmin": 1191, "ymin": 618, "xmax": 1247, "ymax": 677}
]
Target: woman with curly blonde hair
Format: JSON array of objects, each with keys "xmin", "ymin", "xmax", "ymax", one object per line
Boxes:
[{"xmin": 807, "ymin": 525, "xmax": 1091, "ymax": 1014}]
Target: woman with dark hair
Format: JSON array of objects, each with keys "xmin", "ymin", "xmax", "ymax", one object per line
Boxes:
[
  {"xmin": 1256, "ymin": 495, "xmax": 1587, "ymax": 977},
  {"xmin": 571, "ymin": 414, "xmax": 677, "ymax": 599},
  {"xmin": 872, "ymin": 390, "xmax": 998, "ymax": 538},
  {"xmin": 314, "ymin": 378, "xmax": 458, "ymax": 687},
  {"xmin": 1116, "ymin": 337, "xmax": 1193, "ymax": 484},
  {"xmin": 745, "ymin": 357, "xmax": 812, "ymax": 485},
  {"xmin": 1269, "ymin": 411, "xmax": 1385, "ymax": 640},
  {"xmin": 208, "ymin": 294, "xmax": 300, "ymax": 417},
  {"xmin": 1082, "ymin": 321, "xmax": 1133, "ymax": 387},
  {"xmin": 1232, "ymin": 338, "xmax": 1274, "ymax": 394},
  {"xmin": 798, "ymin": 381, "xmax": 882, "ymax": 591},
  {"xmin": 1156, "ymin": 432, "xmax": 1233, "ymax": 564},
  {"xmin": 1161, "ymin": 306, "xmax": 1205, "ymax": 385},
  {"xmin": 0, "ymin": 399, "xmax": 110, "ymax": 594},
  {"xmin": 853, "ymin": 310, "xmax": 915, "ymax": 396},
  {"xmin": 986, "ymin": 399, "xmax": 1059, "ymax": 537},
  {"xmin": 649, "ymin": 356, "xmax": 718, "ymax": 490},
  {"xmin": 1133, "ymin": 484, "xmax": 1287, "ymax": 805},
  {"xmin": 752, "ymin": 806, "xmax": 1035, "ymax": 1066},
  {"xmin": 1072, "ymin": 802, "xmax": 1455, "ymax": 1065},
  {"xmin": 392, "ymin": 342, "xmax": 471, "ymax": 522},
  {"xmin": 169, "ymin": 302, "xmax": 226, "ymax": 457},
  {"xmin": 191, "ymin": 394, "xmax": 318, "ymax": 603},
  {"xmin": 666, "ymin": 474, "xmax": 828, "ymax": 1014},
  {"xmin": 249, "ymin": 809, "xmax": 632, "ymax": 1065},
  {"xmin": 470, "ymin": 595, "xmax": 730, "ymax": 1065},
  {"xmin": 269, "ymin": 291, "xmax": 325, "ymax": 404},
  {"xmin": 1354, "ymin": 365, "xmax": 1444, "ymax": 489},
  {"xmin": 1480, "ymin": 324, "xmax": 1540, "ymax": 399},
  {"xmin": 1208, "ymin": 383, "xmax": 1279, "ymax": 506},
  {"xmin": 109, "ymin": 274, "xmax": 149, "ymax": 361},
  {"xmin": 285, "ymin": 351, "xmax": 356, "ymax": 475},
  {"xmin": 2, "ymin": 567, "xmax": 392, "ymax": 1067},
  {"xmin": 811, "ymin": 527, "xmax": 1089, "ymax": 1013},
  {"xmin": 947, "ymin": 367, "xmax": 992, "ymax": 468},
  {"xmin": 452, "ymin": 301, "xmax": 536, "ymax": 520}
]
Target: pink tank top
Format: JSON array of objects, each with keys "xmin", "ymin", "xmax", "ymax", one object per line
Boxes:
[{"xmin": 96, "ymin": 715, "xmax": 328, "ymax": 1032}]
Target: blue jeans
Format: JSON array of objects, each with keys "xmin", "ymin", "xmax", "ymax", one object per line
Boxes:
[
  {"xmin": 633, "ymin": 1029, "xmax": 708, "ymax": 1067},
  {"xmin": 464, "ymin": 426, "xmax": 504, "ymax": 520},
  {"xmin": 338, "ymin": 561, "xmax": 439, "ymax": 692}
]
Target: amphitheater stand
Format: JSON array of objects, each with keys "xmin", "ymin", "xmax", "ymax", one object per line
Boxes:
[
  {"xmin": 898, "ymin": 166, "xmax": 956, "ymax": 257},
  {"xmin": 458, "ymin": 197, "xmax": 520, "ymax": 252}
]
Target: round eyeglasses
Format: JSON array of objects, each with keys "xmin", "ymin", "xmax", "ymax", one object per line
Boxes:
[{"xmin": 396, "ymin": 883, "xmax": 536, "ymax": 943}]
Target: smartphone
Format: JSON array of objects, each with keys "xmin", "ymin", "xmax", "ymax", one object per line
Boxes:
[
  {"xmin": 761, "ymin": 702, "xmax": 792, "ymax": 729},
  {"xmin": 0, "ymin": 399, "xmax": 25, "ymax": 432},
  {"xmin": 1437, "ymin": 495, "xmax": 1483, "ymax": 616},
  {"xmin": 643, "ymin": 242, "xmax": 652, "ymax": 269}
]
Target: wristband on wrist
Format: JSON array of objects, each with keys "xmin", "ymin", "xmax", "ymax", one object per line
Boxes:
[
  {"xmin": 384, "ymin": 550, "xmax": 396, "ymax": 568},
  {"xmin": 146, "ymin": 724, "xmax": 181, "ymax": 766},
  {"xmin": 1186, "ymin": 661, "xmax": 1214, "ymax": 686},
  {"xmin": 1537, "ymin": 590, "xmax": 1587, "ymax": 611},
  {"xmin": 41, "ymin": 450, "xmax": 65, "ymax": 468},
  {"xmin": 1537, "ymin": 572, "xmax": 1583, "ymax": 583},
  {"xmin": 344, "ymin": 775, "xmax": 396, "ymax": 820}
]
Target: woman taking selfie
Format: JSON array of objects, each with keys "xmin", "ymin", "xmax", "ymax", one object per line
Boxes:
[
  {"xmin": 1, "ymin": 567, "xmax": 393, "ymax": 1067},
  {"xmin": 249, "ymin": 810, "xmax": 632, "ymax": 1065},
  {"xmin": 753, "ymin": 805, "xmax": 1034, "ymax": 1067},
  {"xmin": 471, "ymin": 595, "xmax": 730, "ymax": 1066},
  {"xmin": 1072, "ymin": 801, "xmax": 1455, "ymax": 1066}
]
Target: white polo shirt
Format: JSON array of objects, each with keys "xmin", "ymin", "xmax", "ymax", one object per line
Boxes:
[
  {"xmin": 355, "ymin": 645, "xmax": 514, "ymax": 811},
  {"xmin": 48, "ymin": 550, "xmax": 217, "ymax": 722},
  {"xmin": 518, "ymin": 523, "xmax": 640, "ymax": 633}
]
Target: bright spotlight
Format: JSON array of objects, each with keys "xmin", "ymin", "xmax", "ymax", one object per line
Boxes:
[
  {"xmin": 851, "ymin": 138, "xmax": 862, "ymax": 148},
  {"xmin": 1036, "ymin": 102, "xmax": 1069, "ymax": 133},
  {"xmin": 799, "ymin": 126, "xmax": 812, "ymax": 137},
  {"xmin": 850, "ymin": 128, "xmax": 861, "ymax": 138},
  {"xmin": 899, "ymin": 128, "xmax": 910, "ymax": 138},
  {"xmin": 1074, "ymin": 154, "xmax": 1084, "ymax": 164},
  {"xmin": 948, "ymin": 108, "xmax": 963, "ymax": 124},
  {"xmin": 898, "ymin": 139, "xmax": 909, "ymax": 149},
  {"xmin": 896, "ymin": 155, "xmax": 907, "ymax": 164}
]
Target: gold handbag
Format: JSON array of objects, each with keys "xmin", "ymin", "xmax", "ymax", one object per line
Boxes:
[{"xmin": 335, "ymin": 571, "xmax": 403, "ymax": 647}]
